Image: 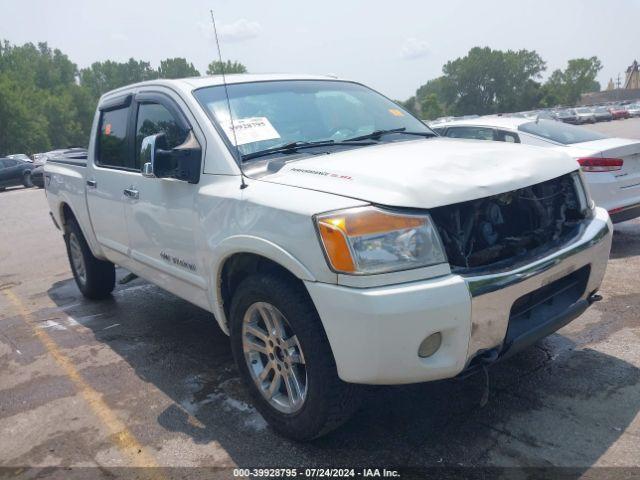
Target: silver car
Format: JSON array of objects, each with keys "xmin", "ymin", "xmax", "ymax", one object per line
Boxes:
[{"xmin": 575, "ymin": 107, "xmax": 596, "ymax": 124}]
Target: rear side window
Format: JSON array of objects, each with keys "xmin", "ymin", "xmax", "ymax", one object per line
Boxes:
[
  {"xmin": 98, "ymin": 107, "xmax": 130, "ymax": 168},
  {"xmin": 134, "ymin": 103, "xmax": 188, "ymax": 169},
  {"xmin": 518, "ymin": 120, "xmax": 607, "ymax": 145},
  {"xmin": 496, "ymin": 130, "xmax": 520, "ymax": 143},
  {"xmin": 445, "ymin": 126, "xmax": 495, "ymax": 141}
]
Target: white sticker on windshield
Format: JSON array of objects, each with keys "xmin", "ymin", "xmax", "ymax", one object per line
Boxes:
[{"xmin": 219, "ymin": 117, "xmax": 281, "ymax": 146}]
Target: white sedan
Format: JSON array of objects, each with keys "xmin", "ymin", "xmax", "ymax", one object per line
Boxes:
[{"xmin": 432, "ymin": 117, "xmax": 640, "ymax": 223}]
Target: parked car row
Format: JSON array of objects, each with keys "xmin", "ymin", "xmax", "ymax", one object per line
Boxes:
[
  {"xmin": 430, "ymin": 116, "xmax": 640, "ymax": 223},
  {"xmin": 0, "ymin": 147, "xmax": 87, "ymax": 191},
  {"xmin": 428, "ymin": 103, "xmax": 640, "ymax": 128}
]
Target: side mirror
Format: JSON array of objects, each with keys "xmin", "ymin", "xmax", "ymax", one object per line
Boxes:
[{"xmin": 139, "ymin": 131, "xmax": 202, "ymax": 184}]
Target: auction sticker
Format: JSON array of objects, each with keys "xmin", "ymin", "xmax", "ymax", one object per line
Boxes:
[{"xmin": 220, "ymin": 117, "xmax": 281, "ymax": 146}]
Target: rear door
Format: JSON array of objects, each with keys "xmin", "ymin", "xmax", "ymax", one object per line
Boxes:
[{"xmin": 85, "ymin": 94, "xmax": 138, "ymax": 267}]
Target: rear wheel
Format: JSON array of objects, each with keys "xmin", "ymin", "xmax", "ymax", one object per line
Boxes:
[
  {"xmin": 64, "ymin": 218, "xmax": 115, "ymax": 299},
  {"xmin": 230, "ymin": 272, "xmax": 360, "ymax": 440},
  {"xmin": 22, "ymin": 171, "xmax": 33, "ymax": 188}
]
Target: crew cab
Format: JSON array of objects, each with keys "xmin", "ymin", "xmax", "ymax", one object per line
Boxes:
[{"xmin": 44, "ymin": 74, "xmax": 613, "ymax": 440}]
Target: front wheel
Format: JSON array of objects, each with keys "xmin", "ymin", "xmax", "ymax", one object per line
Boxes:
[
  {"xmin": 64, "ymin": 218, "xmax": 115, "ymax": 299},
  {"xmin": 230, "ymin": 272, "xmax": 360, "ymax": 440}
]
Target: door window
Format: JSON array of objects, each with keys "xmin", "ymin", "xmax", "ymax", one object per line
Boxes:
[
  {"xmin": 496, "ymin": 130, "xmax": 520, "ymax": 143},
  {"xmin": 445, "ymin": 126, "xmax": 495, "ymax": 141},
  {"xmin": 134, "ymin": 103, "xmax": 188, "ymax": 170},
  {"xmin": 97, "ymin": 107, "xmax": 130, "ymax": 168}
]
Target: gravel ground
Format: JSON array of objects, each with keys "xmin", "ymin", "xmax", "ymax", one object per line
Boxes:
[{"xmin": 1, "ymin": 119, "xmax": 639, "ymax": 478}]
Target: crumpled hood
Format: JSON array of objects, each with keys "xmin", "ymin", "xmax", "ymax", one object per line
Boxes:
[{"xmin": 257, "ymin": 138, "xmax": 579, "ymax": 209}]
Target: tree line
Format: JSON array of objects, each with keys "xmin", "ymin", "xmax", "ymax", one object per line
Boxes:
[
  {"xmin": 0, "ymin": 40, "xmax": 247, "ymax": 156},
  {"xmin": 0, "ymin": 40, "xmax": 603, "ymax": 155},
  {"xmin": 402, "ymin": 47, "xmax": 602, "ymax": 120}
]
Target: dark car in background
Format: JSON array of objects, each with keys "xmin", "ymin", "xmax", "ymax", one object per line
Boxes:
[{"xmin": 0, "ymin": 157, "xmax": 34, "ymax": 190}]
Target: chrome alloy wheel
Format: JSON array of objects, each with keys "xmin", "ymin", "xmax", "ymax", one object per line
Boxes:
[
  {"xmin": 69, "ymin": 233, "xmax": 87, "ymax": 285},
  {"xmin": 242, "ymin": 302, "xmax": 307, "ymax": 414}
]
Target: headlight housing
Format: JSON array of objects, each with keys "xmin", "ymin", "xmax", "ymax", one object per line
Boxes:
[{"xmin": 315, "ymin": 206, "xmax": 446, "ymax": 275}]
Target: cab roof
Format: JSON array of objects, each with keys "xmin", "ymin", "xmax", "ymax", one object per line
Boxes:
[{"xmin": 100, "ymin": 73, "xmax": 345, "ymax": 102}]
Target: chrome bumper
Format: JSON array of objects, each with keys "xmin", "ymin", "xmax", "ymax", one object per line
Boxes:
[{"xmin": 463, "ymin": 207, "xmax": 612, "ymax": 364}]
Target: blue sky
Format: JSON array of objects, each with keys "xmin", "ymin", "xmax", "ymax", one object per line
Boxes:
[{"xmin": 3, "ymin": 0, "xmax": 639, "ymax": 99}]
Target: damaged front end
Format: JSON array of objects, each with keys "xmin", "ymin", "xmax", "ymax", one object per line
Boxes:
[{"xmin": 430, "ymin": 172, "xmax": 591, "ymax": 271}]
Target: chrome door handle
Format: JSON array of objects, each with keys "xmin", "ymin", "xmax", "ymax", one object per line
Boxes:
[
  {"xmin": 86, "ymin": 179, "xmax": 97, "ymax": 188},
  {"xmin": 123, "ymin": 188, "xmax": 139, "ymax": 199}
]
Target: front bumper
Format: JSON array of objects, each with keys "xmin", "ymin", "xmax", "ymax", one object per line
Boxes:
[{"xmin": 306, "ymin": 207, "xmax": 612, "ymax": 385}]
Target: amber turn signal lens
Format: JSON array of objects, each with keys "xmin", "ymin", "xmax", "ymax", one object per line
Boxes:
[
  {"xmin": 317, "ymin": 221, "xmax": 356, "ymax": 273},
  {"xmin": 344, "ymin": 209, "xmax": 424, "ymax": 235}
]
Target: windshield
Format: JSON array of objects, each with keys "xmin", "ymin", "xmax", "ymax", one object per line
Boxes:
[
  {"xmin": 575, "ymin": 108, "xmax": 591, "ymax": 113},
  {"xmin": 193, "ymin": 80, "xmax": 432, "ymax": 160},
  {"xmin": 518, "ymin": 120, "xmax": 607, "ymax": 145}
]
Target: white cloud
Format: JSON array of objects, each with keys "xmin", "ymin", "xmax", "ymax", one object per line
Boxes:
[
  {"xmin": 110, "ymin": 32, "xmax": 127, "ymax": 42},
  {"xmin": 219, "ymin": 18, "xmax": 263, "ymax": 42},
  {"xmin": 400, "ymin": 38, "xmax": 430, "ymax": 60},
  {"xmin": 198, "ymin": 18, "xmax": 262, "ymax": 43}
]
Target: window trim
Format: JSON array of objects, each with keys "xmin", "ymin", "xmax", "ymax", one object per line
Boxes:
[
  {"xmin": 444, "ymin": 125, "xmax": 498, "ymax": 141},
  {"xmin": 95, "ymin": 103, "xmax": 136, "ymax": 171},
  {"xmin": 131, "ymin": 92, "xmax": 193, "ymax": 171},
  {"xmin": 495, "ymin": 129, "xmax": 521, "ymax": 144}
]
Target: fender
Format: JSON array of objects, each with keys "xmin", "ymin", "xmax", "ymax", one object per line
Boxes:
[{"xmin": 209, "ymin": 235, "xmax": 317, "ymax": 334}]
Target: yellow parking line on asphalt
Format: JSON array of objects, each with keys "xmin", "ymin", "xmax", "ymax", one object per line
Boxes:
[{"xmin": 2, "ymin": 289, "xmax": 160, "ymax": 470}]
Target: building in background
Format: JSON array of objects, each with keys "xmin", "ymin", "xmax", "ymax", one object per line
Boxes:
[
  {"xmin": 580, "ymin": 60, "xmax": 640, "ymax": 105},
  {"xmin": 625, "ymin": 60, "xmax": 640, "ymax": 90}
]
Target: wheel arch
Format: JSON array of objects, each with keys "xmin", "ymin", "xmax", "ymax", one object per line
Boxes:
[{"xmin": 211, "ymin": 236, "xmax": 317, "ymax": 334}]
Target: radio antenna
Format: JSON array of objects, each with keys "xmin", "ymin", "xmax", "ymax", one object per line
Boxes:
[{"xmin": 210, "ymin": 10, "xmax": 247, "ymax": 189}]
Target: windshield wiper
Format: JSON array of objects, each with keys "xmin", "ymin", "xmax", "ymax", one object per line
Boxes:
[
  {"xmin": 242, "ymin": 139, "xmax": 375, "ymax": 161},
  {"xmin": 345, "ymin": 128, "xmax": 435, "ymax": 142}
]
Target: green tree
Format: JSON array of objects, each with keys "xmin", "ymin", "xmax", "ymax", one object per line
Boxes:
[
  {"xmin": 399, "ymin": 97, "xmax": 419, "ymax": 116},
  {"xmin": 542, "ymin": 57, "xmax": 602, "ymax": 105},
  {"xmin": 419, "ymin": 94, "xmax": 444, "ymax": 120},
  {"xmin": 158, "ymin": 57, "xmax": 200, "ymax": 79},
  {"xmin": 0, "ymin": 40, "xmax": 91, "ymax": 154},
  {"xmin": 407, "ymin": 47, "xmax": 547, "ymax": 116},
  {"xmin": 440, "ymin": 47, "xmax": 546, "ymax": 115},
  {"xmin": 79, "ymin": 59, "xmax": 158, "ymax": 99},
  {"xmin": 206, "ymin": 60, "xmax": 247, "ymax": 75}
]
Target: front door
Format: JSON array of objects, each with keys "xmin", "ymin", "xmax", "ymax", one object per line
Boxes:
[{"xmin": 123, "ymin": 91, "xmax": 208, "ymax": 308}]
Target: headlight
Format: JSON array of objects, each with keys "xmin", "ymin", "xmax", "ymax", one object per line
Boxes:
[{"xmin": 315, "ymin": 206, "xmax": 446, "ymax": 275}]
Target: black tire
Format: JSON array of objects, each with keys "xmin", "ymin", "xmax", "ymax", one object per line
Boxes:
[
  {"xmin": 22, "ymin": 171, "xmax": 33, "ymax": 188},
  {"xmin": 230, "ymin": 272, "xmax": 361, "ymax": 441},
  {"xmin": 64, "ymin": 218, "xmax": 115, "ymax": 299}
]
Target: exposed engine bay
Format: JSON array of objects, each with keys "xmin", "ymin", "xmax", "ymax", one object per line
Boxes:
[{"xmin": 430, "ymin": 173, "xmax": 588, "ymax": 270}]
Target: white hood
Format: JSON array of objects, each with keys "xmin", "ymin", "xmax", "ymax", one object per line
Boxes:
[{"xmin": 257, "ymin": 138, "xmax": 579, "ymax": 209}]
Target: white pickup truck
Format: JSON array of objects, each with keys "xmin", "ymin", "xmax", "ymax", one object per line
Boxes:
[{"xmin": 45, "ymin": 74, "xmax": 613, "ymax": 440}]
